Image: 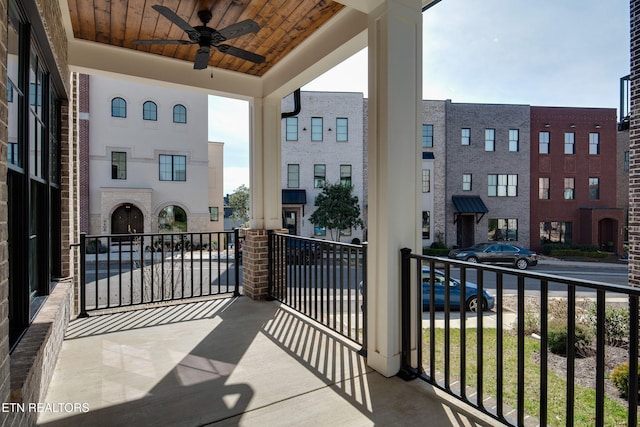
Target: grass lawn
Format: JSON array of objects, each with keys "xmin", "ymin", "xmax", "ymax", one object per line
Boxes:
[{"xmin": 422, "ymin": 328, "xmax": 631, "ymax": 426}]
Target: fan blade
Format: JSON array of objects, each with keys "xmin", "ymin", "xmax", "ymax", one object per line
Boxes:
[
  {"xmin": 216, "ymin": 20, "xmax": 260, "ymax": 41},
  {"xmin": 133, "ymin": 39, "xmax": 193, "ymax": 45},
  {"xmin": 194, "ymin": 46, "xmax": 211, "ymax": 69},
  {"xmin": 152, "ymin": 5, "xmax": 199, "ymax": 38},
  {"xmin": 215, "ymin": 45, "xmax": 265, "ymax": 64}
]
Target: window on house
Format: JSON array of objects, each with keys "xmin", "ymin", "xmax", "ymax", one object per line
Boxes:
[
  {"xmin": 340, "ymin": 164, "xmax": 352, "ymax": 186},
  {"xmin": 540, "ymin": 221, "xmax": 572, "ymax": 244},
  {"xmin": 539, "ymin": 131, "xmax": 550, "ymax": 154},
  {"xmin": 422, "ymin": 211, "xmax": 430, "ymax": 239},
  {"xmin": 336, "ymin": 117, "xmax": 348, "ymax": 142},
  {"xmin": 509, "ymin": 129, "xmax": 519, "ymax": 152},
  {"xmin": 173, "ymin": 104, "xmax": 187, "ymax": 123},
  {"xmin": 463, "ymin": 173, "xmax": 472, "ymax": 191},
  {"xmin": 311, "ymin": 117, "xmax": 323, "ymax": 141},
  {"xmin": 485, "ymin": 128, "xmax": 495, "ymax": 151},
  {"xmin": 286, "ymin": 117, "xmax": 298, "ymax": 141},
  {"xmin": 539, "ymin": 177, "xmax": 550, "ymax": 199},
  {"xmin": 589, "ymin": 177, "xmax": 600, "ymax": 200},
  {"xmin": 314, "ymin": 164, "xmax": 326, "ymax": 188},
  {"xmin": 489, "ymin": 218, "xmax": 518, "ymax": 241},
  {"xmin": 143, "ymin": 101, "xmax": 157, "ymax": 121},
  {"xmin": 625, "ymin": 151, "xmax": 630, "ymax": 170},
  {"xmin": 422, "ymin": 124, "xmax": 433, "ymax": 148},
  {"xmin": 158, "ymin": 205, "xmax": 187, "ymax": 232},
  {"xmin": 589, "ymin": 132, "xmax": 600, "ymax": 154},
  {"xmin": 159, "ymin": 154, "xmax": 186, "ymax": 181},
  {"xmin": 489, "ymin": 174, "xmax": 517, "ymax": 197},
  {"xmin": 111, "ymin": 97, "xmax": 126, "ymax": 118},
  {"xmin": 422, "ymin": 169, "xmax": 431, "ymax": 193},
  {"xmin": 461, "ymin": 128, "xmax": 470, "ymax": 145},
  {"xmin": 7, "ymin": 7, "xmax": 64, "ymax": 346},
  {"xmin": 209, "ymin": 207, "xmax": 219, "ymax": 221},
  {"xmin": 564, "ymin": 132, "xmax": 575, "ymax": 154},
  {"xmin": 287, "ymin": 164, "xmax": 299, "ymax": 188},
  {"xmin": 564, "ymin": 177, "xmax": 575, "ymax": 199},
  {"xmin": 111, "ymin": 152, "xmax": 127, "ymax": 180}
]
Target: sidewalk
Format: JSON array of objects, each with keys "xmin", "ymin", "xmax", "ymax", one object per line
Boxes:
[{"xmin": 536, "ymin": 257, "xmax": 628, "ymax": 270}]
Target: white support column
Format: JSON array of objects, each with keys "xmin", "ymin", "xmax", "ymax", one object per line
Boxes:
[
  {"xmin": 249, "ymin": 96, "xmax": 283, "ymax": 230},
  {"xmin": 366, "ymin": 0, "xmax": 423, "ymax": 377}
]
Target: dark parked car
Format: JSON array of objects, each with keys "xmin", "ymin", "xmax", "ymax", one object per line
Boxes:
[
  {"xmin": 285, "ymin": 238, "xmax": 322, "ymax": 264},
  {"xmin": 357, "ymin": 268, "xmax": 494, "ymax": 312},
  {"xmin": 448, "ymin": 242, "xmax": 538, "ymax": 270},
  {"xmin": 423, "ymin": 268, "xmax": 495, "ymax": 312}
]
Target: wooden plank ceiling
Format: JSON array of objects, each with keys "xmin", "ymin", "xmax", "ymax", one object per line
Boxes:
[{"xmin": 67, "ymin": 0, "xmax": 344, "ymax": 76}]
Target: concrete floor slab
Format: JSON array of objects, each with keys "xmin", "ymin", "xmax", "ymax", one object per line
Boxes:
[{"xmin": 38, "ymin": 297, "xmax": 501, "ymax": 426}]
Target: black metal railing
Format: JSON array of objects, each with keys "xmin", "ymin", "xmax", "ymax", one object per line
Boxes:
[
  {"xmin": 400, "ymin": 249, "xmax": 639, "ymax": 427},
  {"xmin": 268, "ymin": 233, "xmax": 367, "ymax": 353},
  {"xmin": 79, "ymin": 230, "xmax": 241, "ymax": 315}
]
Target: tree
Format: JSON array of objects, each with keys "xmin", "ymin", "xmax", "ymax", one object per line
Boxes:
[
  {"xmin": 228, "ymin": 185, "xmax": 250, "ymax": 226},
  {"xmin": 309, "ymin": 182, "xmax": 364, "ymax": 241}
]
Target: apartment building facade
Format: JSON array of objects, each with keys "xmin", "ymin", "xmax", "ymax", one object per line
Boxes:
[
  {"xmin": 281, "ymin": 93, "xmax": 626, "ymax": 255},
  {"xmin": 444, "ymin": 102, "xmax": 532, "ymax": 249},
  {"xmin": 281, "ymin": 91, "xmax": 365, "ymax": 241},
  {"xmin": 80, "ymin": 74, "xmax": 224, "ymax": 237},
  {"xmin": 530, "ymin": 106, "xmax": 623, "ymax": 254}
]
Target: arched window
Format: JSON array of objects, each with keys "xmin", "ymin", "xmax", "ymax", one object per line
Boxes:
[
  {"xmin": 173, "ymin": 104, "xmax": 187, "ymax": 123},
  {"xmin": 158, "ymin": 205, "xmax": 187, "ymax": 232},
  {"xmin": 111, "ymin": 97, "xmax": 126, "ymax": 118},
  {"xmin": 143, "ymin": 101, "xmax": 157, "ymax": 121}
]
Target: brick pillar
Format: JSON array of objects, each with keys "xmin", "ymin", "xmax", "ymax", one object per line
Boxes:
[
  {"xmin": 242, "ymin": 229, "xmax": 287, "ymax": 300},
  {"xmin": 629, "ymin": 0, "xmax": 640, "ymax": 286}
]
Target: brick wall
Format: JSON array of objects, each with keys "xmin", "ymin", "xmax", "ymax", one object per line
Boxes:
[
  {"xmin": 79, "ymin": 74, "xmax": 90, "ymax": 233},
  {"xmin": 242, "ymin": 229, "xmax": 288, "ymax": 299},
  {"xmin": 4, "ymin": 280, "xmax": 73, "ymax": 427},
  {"xmin": 0, "ymin": 0, "xmax": 8, "ymax": 414},
  {"xmin": 629, "ymin": 0, "xmax": 640, "ymax": 286}
]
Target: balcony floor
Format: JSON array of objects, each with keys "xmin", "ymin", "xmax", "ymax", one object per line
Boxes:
[{"xmin": 38, "ymin": 297, "xmax": 499, "ymax": 426}]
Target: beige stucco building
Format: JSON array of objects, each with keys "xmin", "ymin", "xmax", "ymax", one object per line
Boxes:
[{"xmin": 81, "ymin": 74, "xmax": 224, "ymax": 236}]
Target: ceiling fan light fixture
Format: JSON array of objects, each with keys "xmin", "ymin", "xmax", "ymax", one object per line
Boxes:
[{"xmin": 133, "ymin": 5, "xmax": 265, "ymax": 70}]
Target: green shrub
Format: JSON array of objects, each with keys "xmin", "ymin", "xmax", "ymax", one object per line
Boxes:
[
  {"xmin": 542, "ymin": 243, "xmax": 571, "ymax": 255},
  {"xmin": 586, "ymin": 304, "xmax": 629, "ymax": 346},
  {"xmin": 547, "ymin": 320, "xmax": 592, "ymax": 356},
  {"xmin": 422, "ymin": 247, "xmax": 450, "ymax": 256},
  {"xmin": 430, "ymin": 240, "xmax": 447, "ymax": 250},
  {"xmin": 548, "ymin": 249, "xmax": 609, "ymax": 258},
  {"xmin": 610, "ymin": 362, "xmax": 640, "ymax": 399}
]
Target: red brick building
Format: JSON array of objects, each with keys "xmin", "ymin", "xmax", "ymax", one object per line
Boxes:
[{"xmin": 530, "ymin": 106, "xmax": 624, "ymax": 254}]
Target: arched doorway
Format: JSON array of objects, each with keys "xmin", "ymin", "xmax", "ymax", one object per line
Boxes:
[
  {"xmin": 598, "ymin": 218, "xmax": 618, "ymax": 252},
  {"xmin": 111, "ymin": 204, "xmax": 144, "ymax": 236}
]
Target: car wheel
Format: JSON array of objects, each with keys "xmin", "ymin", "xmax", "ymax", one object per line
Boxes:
[
  {"xmin": 466, "ymin": 256, "xmax": 479, "ymax": 263},
  {"xmin": 516, "ymin": 258, "xmax": 528, "ymax": 270},
  {"xmin": 466, "ymin": 296, "xmax": 487, "ymax": 312}
]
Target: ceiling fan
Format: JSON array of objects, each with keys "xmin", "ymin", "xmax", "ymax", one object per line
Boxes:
[{"xmin": 134, "ymin": 5, "xmax": 266, "ymax": 70}]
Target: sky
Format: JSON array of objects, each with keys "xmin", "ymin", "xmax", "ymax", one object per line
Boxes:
[{"xmin": 209, "ymin": 0, "xmax": 630, "ymax": 195}]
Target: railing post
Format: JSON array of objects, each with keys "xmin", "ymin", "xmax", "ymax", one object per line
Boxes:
[
  {"xmin": 358, "ymin": 242, "xmax": 368, "ymax": 357},
  {"xmin": 78, "ymin": 233, "xmax": 88, "ymax": 318},
  {"xmin": 267, "ymin": 230, "xmax": 275, "ymax": 301},
  {"xmin": 398, "ymin": 247, "xmax": 418, "ymax": 380},
  {"xmin": 233, "ymin": 228, "xmax": 240, "ymax": 296}
]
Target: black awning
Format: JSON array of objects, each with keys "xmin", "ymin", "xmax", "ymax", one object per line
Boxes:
[
  {"xmin": 452, "ymin": 195, "xmax": 488, "ymax": 224},
  {"xmin": 282, "ymin": 189, "xmax": 307, "ymax": 204},
  {"xmin": 422, "ymin": 152, "xmax": 435, "ymax": 160},
  {"xmin": 452, "ymin": 195, "xmax": 488, "ymax": 213}
]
